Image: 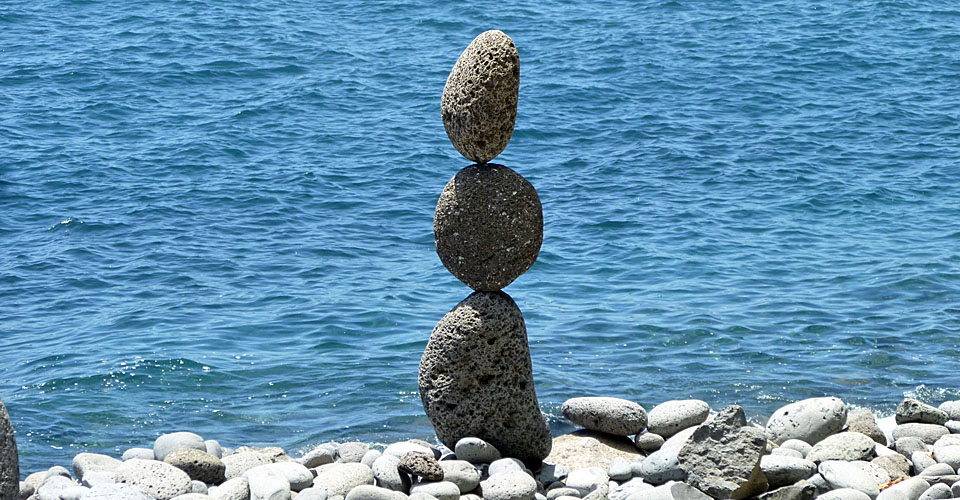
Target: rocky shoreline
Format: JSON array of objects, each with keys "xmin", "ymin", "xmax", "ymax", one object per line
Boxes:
[{"xmin": 4, "ymin": 396, "xmax": 960, "ymax": 500}]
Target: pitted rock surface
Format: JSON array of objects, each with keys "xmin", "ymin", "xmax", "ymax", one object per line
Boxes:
[
  {"xmin": 434, "ymin": 164, "xmax": 542, "ymax": 291},
  {"xmin": 115, "ymin": 459, "xmax": 192, "ymax": 500},
  {"xmin": 806, "ymin": 432, "xmax": 877, "ymax": 463},
  {"xmin": 646, "ymin": 400, "xmax": 710, "ymax": 439},
  {"xmin": 398, "ymin": 452, "xmax": 444, "ymax": 481},
  {"xmin": 419, "ymin": 291, "xmax": 551, "ymax": 468},
  {"xmin": 0, "ymin": 398, "xmax": 18, "ymax": 500},
  {"xmin": 678, "ymin": 405, "xmax": 769, "ymax": 500},
  {"xmin": 897, "ymin": 399, "xmax": 948, "ymax": 426},
  {"xmin": 164, "ymin": 447, "xmax": 226, "ymax": 484},
  {"xmin": 561, "ymin": 397, "xmax": 647, "ymax": 436},
  {"xmin": 441, "ymin": 30, "xmax": 519, "ymax": 163}
]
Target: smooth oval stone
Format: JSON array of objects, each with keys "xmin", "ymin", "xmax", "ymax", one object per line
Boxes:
[
  {"xmin": 297, "ymin": 487, "xmax": 330, "ymax": 500},
  {"xmin": 913, "ymin": 451, "xmax": 937, "ymax": 474},
  {"xmin": 0, "ymin": 398, "xmax": 18, "ymax": 500},
  {"xmin": 300, "ymin": 445, "xmax": 338, "ymax": 468},
  {"xmin": 770, "ymin": 448, "xmax": 804, "ymax": 459},
  {"xmin": 434, "ymin": 164, "xmax": 542, "ymax": 291},
  {"xmin": 215, "ymin": 477, "xmax": 252, "ymax": 500},
  {"xmin": 876, "ymin": 477, "xmax": 930, "ymax": 500},
  {"xmin": 223, "ymin": 452, "xmax": 273, "ymax": 480},
  {"xmin": 818, "ymin": 461, "xmax": 880, "ymax": 499},
  {"xmin": 420, "ymin": 292, "xmax": 551, "ymax": 468},
  {"xmin": 917, "ymin": 483, "xmax": 952, "ymax": 500},
  {"xmin": 247, "ymin": 467, "xmax": 291, "ymax": 500},
  {"xmin": 245, "ymin": 462, "xmax": 314, "ymax": 492},
  {"xmin": 205, "ymin": 439, "xmax": 223, "ymax": 459},
  {"xmin": 80, "ymin": 470, "xmax": 116, "ymax": 488},
  {"xmin": 410, "ymin": 480, "xmax": 461, "ymax": 500},
  {"xmin": 169, "ymin": 494, "xmax": 210, "ymax": 500},
  {"xmin": 933, "ymin": 435, "xmax": 960, "ymax": 455},
  {"xmin": 561, "ymin": 397, "xmax": 648, "ymax": 436},
  {"xmin": 634, "ymin": 433, "xmax": 664, "ymax": 453},
  {"xmin": 893, "ymin": 424, "xmax": 950, "ymax": 445},
  {"xmin": 818, "ymin": 489, "xmax": 873, "ymax": 500},
  {"xmin": 480, "ymin": 471, "xmax": 537, "ymax": 500},
  {"xmin": 646, "ymin": 400, "xmax": 710, "ymax": 439},
  {"xmin": 154, "ymin": 432, "xmax": 206, "ymax": 461},
  {"xmin": 313, "ymin": 463, "xmax": 375, "ymax": 497},
  {"xmin": 441, "ymin": 30, "xmax": 519, "ymax": 163},
  {"xmin": 384, "ymin": 442, "xmax": 433, "ymax": 459},
  {"xmin": 439, "ymin": 460, "xmax": 480, "ymax": 494},
  {"xmin": 122, "ymin": 448, "xmax": 155, "ymax": 461},
  {"xmin": 848, "ymin": 410, "xmax": 888, "ymax": 446},
  {"xmin": 639, "ymin": 448, "xmax": 684, "ymax": 485},
  {"xmin": 547, "ymin": 488, "xmax": 583, "ymax": 500},
  {"xmin": 37, "ymin": 475, "xmax": 76, "ymax": 500},
  {"xmin": 765, "ymin": 397, "xmax": 847, "ymax": 445},
  {"xmin": 488, "ymin": 458, "xmax": 526, "ymax": 477},
  {"xmin": 807, "ymin": 432, "xmax": 877, "ymax": 463},
  {"xmin": 115, "ymin": 459, "xmax": 192, "ymax": 500},
  {"xmin": 165, "ymin": 448, "xmax": 226, "ymax": 485},
  {"xmin": 362, "ymin": 450, "xmax": 383, "ymax": 469},
  {"xmin": 565, "ymin": 467, "xmax": 608, "ymax": 497},
  {"xmin": 72, "ymin": 453, "xmax": 121, "ymax": 482},
  {"xmin": 372, "ymin": 454, "xmax": 410, "ymax": 493},
  {"xmin": 760, "ymin": 455, "xmax": 817, "ymax": 488},
  {"xmin": 894, "ymin": 437, "xmax": 929, "ymax": 459},
  {"xmin": 190, "ymin": 480, "xmax": 207, "ymax": 494},
  {"xmin": 346, "ymin": 485, "xmax": 405, "ymax": 500},
  {"xmin": 933, "ymin": 445, "xmax": 960, "ymax": 470},
  {"xmin": 608, "ymin": 457, "xmax": 632, "ymax": 482},
  {"xmin": 338, "ymin": 442, "xmax": 370, "ymax": 464},
  {"xmin": 918, "ymin": 463, "xmax": 954, "ymax": 477},
  {"xmin": 780, "ymin": 439, "xmax": 813, "ymax": 458},
  {"xmin": 897, "ymin": 399, "xmax": 948, "ymax": 426},
  {"xmin": 454, "ymin": 438, "xmax": 502, "ymax": 465}
]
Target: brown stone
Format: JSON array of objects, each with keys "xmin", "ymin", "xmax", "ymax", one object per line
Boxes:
[
  {"xmin": 543, "ymin": 430, "xmax": 644, "ymax": 472},
  {"xmin": 397, "ymin": 452, "xmax": 444, "ymax": 481}
]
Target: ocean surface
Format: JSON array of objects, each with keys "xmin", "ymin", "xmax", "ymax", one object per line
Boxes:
[{"xmin": 2, "ymin": 0, "xmax": 960, "ymax": 476}]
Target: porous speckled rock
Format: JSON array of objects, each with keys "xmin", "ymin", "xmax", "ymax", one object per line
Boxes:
[
  {"xmin": 224, "ymin": 452, "xmax": 273, "ymax": 480},
  {"xmin": 441, "ymin": 30, "xmax": 519, "ymax": 163},
  {"xmin": 338, "ymin": 442, "xmax": 370, "ymax": 464},
  {"xmin": 399, "ymin": 453, "xmax": 444, "ymax": 481},
  {"xmin": 165, "ymin": 447, "xmax": 226, "ymax": 485},
  {"xmin": 115, "ymin": 459, "xmax": 192, "ymax": 500},
  {"xmin": 892, "ymin": 423, "xmax": 949, "ymax": 445},
  {"xmin": 480, "ymin": 470, "xmax": 539, "ymax": 500},
  {"xmin": 312, "ymin": 463, "xmax": 375, "ymax": 497},
  {"xmin": 561, "ymin": 398, "xmax": 647, "ymax": 437},
  {"xmin": 678, "ymin": 405, "xmax": 768, "ymax": 500},
  {"xmin": 0, "ymin": 398, "xmax": 18, "ymax": 500},
  {"xmin": 544, "ymin": 431, "xmax": 644, "ymax": 472},
  {"xmin": 871, "ymin": 454, "xmax": 911, "ymax": 478},
  {"xmin": 765, "ymin": 397, "xmax": 847, "ymax": 445},
  {"xmin": 848, "ymin": 410, "xmax": 888, "ymax": 446},
  {"xmin": 154, "ymin": 432, "xmax": 207, "ymax": 461},
  {"xmin": 897, "ymin": 399, "xmax": 948, "ymax": 426},
  {"xmin": 433, "ymin": 164, "xmax": 542, "ymax": 292},
  {"xmin": 646, "ymin": 400, "xmax": 710, "ymax": 439},
  {"xmin": 806, "ymin": 432, "xmax": 877, "ymax": 463},
  {"xmin": 420, "ymin": 291, "xmax": 551, "ymax": 468}
]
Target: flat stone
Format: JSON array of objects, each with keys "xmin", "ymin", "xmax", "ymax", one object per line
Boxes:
[
  {"xmin": 234, "ymin": 446, "xmax": 291, "ymax": 462},
  {"xmin": 247, "ymin": 466, "xmax": 291, "ymax": 500},
  {"xmin": 212, "ymin": 477, "xmax": 251, "ymax": 500},
  {"xmin": 313, "ymin": 463, "xmax": 375, "ymax": 497},
  {"xmin": 897, "ymin": 399, "xmax": 948, "ymax": 426},
  {"xmin": 875, "ymin": 477, "xmax": 929, "ymax": 500},
  {"xmin": 607, "ymin": 457, "xmax": 632, "ymax": 482},
  {"xmin": 759, "ymin": 455, "xmax": 817, "ymax": 488},
  {"xmin": 155, "ymin": 432, "xmax": 207, "ymax": 461},
  {"xmin": 246, "ymin": 462, "xmax": 314, "ymax": 492},
  {"xmin": 779, "ymin": 439, "xmax": 813, "ymax": 458},
  {"xmin": 441, "ymin": 30, "xmax": 519, "ymax": 163},
  {"xmin": 849, "ymin": 410, "xmax": 888, "ymax": 446},
  {"xmin": 818, "ymin": 489, "xmax": 873, "ymax": 500},
  {"xmin": 918, "ymin": 463, "xmax": 954, "ymax": 477},
  {"xmin": 639, "ymin": 448, "xmax": 684, "ymax": 485},
  {"xmin": 633, "ymin": 434, "xmax": 663, "ymax": 453},
  {"xmin": 165, "ymin": 447, "xmax": 226, "ymax": 484},
  {"xmin": 757, "ymin": 481, "xmax": 817, "ymax": 500},
  {"xmin": 115, "ymin": 459, "xmax": 192, "ymax": 500},
  {"xmin": 807, "ymin": 432, "xmax": 877, "ymax": 463},
  {"xmin": 546, "ymin": 431, "xmax": 645, "ymax": 472},
  {"xmin": 818, "ymin": 461, "xmax": 880, "ymax": 498},
  {"xmin": 561, "ymin": 397, "xmax": 648, "ymax": 437},
  {"xmin": 338, "ymin": 443, "xmax": 370, "ymax": 464},
  {"xmin": 84, "ymin": 483, "xmax": 156, "ymax": 500},
  {"xmin": 296, "ymin": 487, "xmax": 329, "ymax": 500},
  {"xmin": 346, "ymin": 485, "xmax": 405, "ymax": 500},
  {"xmin": 420, "ymin": 291, "xmax": 551, "ymax": 468},
  {"xmin": 433, "ymin": 165, "xmax": 542, "ymax": 292},
  {"xmin": 72, "ymin": 453, "xmax": 121, "ymax": 481},
  {"xmin": 372, "ymin": 454, "xmax": 410, "ymax": 493},
  {"xmin": 646, "ymin": 400, "xmax": 710, "ymax": 439},
  {"xmin": 765, "ymin": 397, "xmax": 847, "ymax": 445},
  {"xmin": 0, "ymin": 397, "xmax": 18, "ymax": 500},
  {"xmin": 439, "ymin": 460, "xmax": 480, "ymax": 493},
  {"xmin": 410, "ymin": 480, "xmax": 461, "ymax": 500},
  {"xmin": 362, "ymin": 451, "xmax": 382, "ymax": 469},
  {"xmin": 454, "ymin": 438, "xmax": 502, "ymax": 465},
  {"xmin": 123, "ymin": 448, "xmax": 156, "ymax": 461},
  {"xmin": 894, "ymin": 437, "xmax": 929, "ymax": 458},
  {"xmin": 300, "ymin": 445, "xmax": 337, "ymax": 468},
  {"xmin": 871, "ymin": 454, "xmax": 911, "ymax": 479},
  {"xmin": 564, "ymin": 467, "xmax": 608, "ymax": 497},
  {"xmin": 678, "ymin": 405, "xmax": 768, "ymax": 499},
  {"xmin": 917, "ymin": 483, "xmax": 952, "ymax": 500},
  {"xmin": 399, "ymin": 453, "xmax": 444, "ymax": 481},
  {"xmin": 893, "ymin": 424, "xmax": 950, "ymax": 445}
]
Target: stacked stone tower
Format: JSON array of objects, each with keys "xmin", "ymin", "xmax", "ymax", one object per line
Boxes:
[{"xmin": 419, "ymin": 30, "xmax": 551, "ymax": 468}]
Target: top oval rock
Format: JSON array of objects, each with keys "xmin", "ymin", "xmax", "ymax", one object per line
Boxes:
[{"xmin": 441, "ymin": 30, "xmax": 519, "ymax": 164}]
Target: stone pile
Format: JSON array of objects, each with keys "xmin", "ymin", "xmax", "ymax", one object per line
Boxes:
[{"xmin": 419, "ymin": 29, "xmax": 551, "ymax": 468}]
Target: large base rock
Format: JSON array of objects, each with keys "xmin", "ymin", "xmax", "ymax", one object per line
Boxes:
[
  {"xmin": 0, "ymin": 397, "xmax": 18, "ymax": 500},
  {"xmin": 419, "ymin": 292, "xmax": 551, "ymax": 467}
]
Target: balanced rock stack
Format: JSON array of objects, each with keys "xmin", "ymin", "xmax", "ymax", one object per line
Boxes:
[{"xmin": 419, "ymin": 30, "xmax": 552, "ymax": 468}]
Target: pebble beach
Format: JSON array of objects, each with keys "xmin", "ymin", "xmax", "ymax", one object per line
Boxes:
[{"xmin": 6, "ymin": 396, "xmax": 960, "ymax": 500}]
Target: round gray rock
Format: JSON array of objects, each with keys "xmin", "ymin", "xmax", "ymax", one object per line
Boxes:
[
  {"xmin": 933, "ymin": 445, "xmax": 960, "ymax": 470},
  {"xmin": 154, "ymin": 432, "xmax": 206, "ymax": 461},
  {"xmin": 639, "ymin": 448, "xmax": 684, "ymax": 485},
  {"xmin": 848, "ymin": 410, "xmax": 888, "ymax": 446},
  {"xmin": 634, "ymin": 433, "xmax": 664, "ymax": 453},
  {"xmin": 646, "ymin": 400, "xmax": 710, "ymax": 439},
  {"xmin": 917, "ymin": 483, "xmax": 952, "ymax": 500},
  {"xmin": 897, "ymin": 399, "xmax": 948, "ymax": 426},
  {"xmin": 346, "ymin": 485, "xmax": 404, "ymax": 500},
  {"xmin": 165, "ymin": 447, "xmax": 226, "ymax": 484},
  {"xmin": 434, "ymin": 164, "xmax": 542, "ymax": 291},
  {"xmin": 561, "ymin": 397, "xmax": 648, "ymax": 436},
  {"xmin": 246, "ymin": 466, "xmax": 291, "ymax": 500},
  {"xmin": 419, "ymin": 291, "xmax": 551, "ymax": 468},
  {"xmin": 0, "ymin": 398, "xmax": 18, "ymax": 500},
  {"xmin": 876, "ymin": 476, "xmax": 930, "ymax": 500},
  {"xmin": 223, "ymin": 452, "xmax": 273, "ymax": 480},
  {"xmin": 84, "ymin": 483, "xmax": 156, "ymax": 500},
  {"xmin": 818, "ymin": 461, "xmax": 880, "ymax": 498},
  {"xmin": 123, "ymin": 448, "xmax": 155, "ymax": 461},
  {"xmin": 205, "ymin": 439, "xmax": 223, "ymax": 458},
  {"xmin": 72, "ymin": 453, "xmax": 121, "ymax": 482},
  {"xmin": 818, "ymin": 489, "xmax": 873, "ymax": 500},
  {"xmin": 296, "ymin": 487, "xmax": 329, "ymax": 500},
  {"xmin": 338, "ymin": 442, "xmax": 370, "ymax": 464},
  {"xmin": 806, "ymin": 432, "xmax": 877, "ymax": 463},
  {"xmin": 372, "ymin": 454, "xmax": 410, "ymax": 493},
  {"xmin": 362, "ymin": 450, "xmax": 382, "ymax": 468},
  {"xmin": 441, "ymin": 30, "xmax": 519, "ymax": 163},
  {"xmin": 383, "ymin": 442, "xmax": 433, "ymax": 459},
  {"xmin": 892, "ymin": 423, "xmax": 950, "ymax": 444},
  {"xmin": 894, "ymin": 437, "xmax": 929, "ymax": 458},
  {"xmin": 454, "ymin": 438, "xmax": 502, "ymax": 465},
  {"xmin": 313, "ymin": 463, "xmax": 375, "ymax": 497},
  {"xmin": 770, "ymin": 448, "xmax": 803, "ymax": 459},
  {"xmin": 912, "ymin": 451, "xmax": 937, "ymax": 474},
  {"xmin": 299, "ymin": 445, "xmax": 337, "ymax": 468},
  {"xmin": 765, "ymin": 397, "xmax": 847, "ymax": 445},
  {"xmin": 410, "ymin": 480, "xmax": 461, "ymax": 500},
  {"xmin": 939, "ymin": 401, "xmax": 960, "ymax": 421},
  {"xmin": 212, "ymin": 477, "xmax": 251, "ymax": 500},
  {"xmin": 481, "ymin": 470, "xmax": 537, "ymax": 500},
  {"xmin": 779, "ymin": 440, "xmax": 813, "ymax": 458},
  {"xmin": 871, "ymin": 454, "xmax": 911, "ymax": 478},
  {"xmin": 115, "ymin": 458, "xmax": 192, "ymax": 500},
  {"xmin": 245, "ymin": 462, "xmax": 314, "ymax": 492},
  {"xmin": 438, "ymin": 460, "xmax": 480, "ymax": 493},
  {"xmin": 760, "ymin": 455, "xmax": 817, "ymax": 488}
]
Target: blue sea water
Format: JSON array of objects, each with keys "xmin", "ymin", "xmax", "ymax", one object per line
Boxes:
[{"xmin": 2, "ymin": 0, "xmax": 960, "ymax": 476}]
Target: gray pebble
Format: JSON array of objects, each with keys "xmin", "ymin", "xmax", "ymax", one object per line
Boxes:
[
  {"xmin": 205, "ymin": 440, "xmax": 223, "ymax": 459},
  {"xmin": 19, "ymin": 481, "xmax": 34, "ymax": 500},
  {"xmin": 934, "ymin": 445, "xmax": 960, "ymax": 470},
  {"xmin": 439, "ymin": 460, "xmax": 481, "ymax": 494},
  {"xmin": 47, "ymin": 466, "xmax": 72, "ymax": 479},
  {"xmin": 893, "ymin": 424, "xmax": 950, "ymax": 445},
  {"xmin": 939, "ymin": 402, "xmax": 960, "ymax": 421},
  {"xmin": 876, "ymin": 477, "xmax": 930, "ymax": 500},
  {"xmin": 917, "ymin": 483, "xmax": 952, "ymax": 500},
  {"xmin": 362, "ymin": 450, "xmax": 382, "ymax": 468},
  {"xmin": 547, "ymin": 488, "xmax": 582, "ymax": 500},
  {"xmin": 37, "ymin": 476, "xmax": 77, "ymax": 500},
  {"xmin": 770, "ymin": 448, "xmax": 804, "ymax": 458},
  {"xmin": 210, "ymin": 477, "xmax": 250, "ymax": 500},
  {"xmin": 407, "ymin": 440, "xmax": 443, "ymax": 460},
  {"xmin": 807, "ymin": 432, "xmax": 877, "ymax": 463},
  {"xmin": 81, "ymin": 471, "xmax": 116, "ymax": 488},
  {"xmin": 223, "ymin": 452, "xmax": 272, "ymax": 480},
  {"xmin": 565, "ymin": 467, "xmax": 608, "ymax": 496},
  {"xmin": 646, "ymin": 400, "xmax": 710, "ymax": 439},
  {"xmin": 952, "ymin": 481, "xmax": 960, "ymax": 497},
  {"xmin": 919, "ymin": 463, "xmax": 955, "ymax": 477},
  {"xmin": 945, "ymin": 421, "xmax": 960, "ymax": 434},
  {"xmin": 488, "ymin": 458, "xmax": 526, "ymax": 477},
  {"xmin": 338, "ymin": 443, "xmax": 371, "ymax": 464},
  {"xmin": 913, "ymin": 451, "xmax": 938, "ymax": 474},
  {"xmin": 480, "ymin": 471, "xmax": 537, "ymax": 500},
  {"xmin": 633, "ymin": 434, "xmax": 663, "ymax": 454},
  {"xmin": 608, "ymin": 457, "xmax": 632, "ymax": 482},
  {"xmin": 245, "ymin": 462, "xmax": 314, "ymax": 492},
  {"xmin": 84, "ymin": 483, "xmax": 156, "ymax": 500},
  {"xmin": 296, "ymin": 487, "xmax": 330, "ymax": 500},
  {"xmin": 897, "ymin": 399, "xmax": 948, "ymax": 426},
  {"xmin": 73, "ymin": 453, "xmax": 122, "ymax": 481},
  {"xmin": 247, "ymin": 467, "xmax": 291, "ymax": 500},
  {"xmin": 384, "ymin": 442, "xmax": 433, "ymax": 459},
  {"xmin": 346, "ymin": 485, "xmax": 405, "ymax": 500},
  {"xmin": 372, "ymin": 454, "xmax": 410, "ymax": 493},
  {"xmin": 191, "ymin": 480, "xmax": 207, "ymax": 494},
  {"xmin": 155, "ymin": 432, "xmax": 207, "ymax": 461},
  {"xmin": 299, "ymin": 445, "xmax": 337, "ymax": 468},
  {"xmin": 313, "ymin": 463, "xmax": 375, "ymax": 497},
  {"xmin": 561, "ymin": 397, "xmax": 648, "ymax": 436},
  {"xmin": 872, "ymin": 454, "xmax": 912, "ymax": 478},
  {"xmin": 115, "ymin": 458, "xmax": 192, "ymax": 500},
  {"xmin": 896, "ymin": 437, "xmax": 930, "ymax": 459},
  {"xmin": 639, "ymin": 448, "xmax": 684, "ymax": 485},
  {"xmin": 780, "ymin": 439, "xmax": 813, "ymax": 458},
  {"xmin": 410, "ymin": 480, "xmax": 461, "ymax": 500},
  {"xmin": 760, "ymin": 455, "xmax": 817, "ymax": 488},
  {"xmin": 765, "ymin": 397, "xmax": 847, "ymax": 445},
  {"xmin": 819, "ymin": 460, "xmax": 880, "ymax": 498},
  {"xmin": 817, "ymin": 489, "xmax": 873, "ymax": 500},
  {"xmin": 454, "ymin": 438, "xmax": 501, "ymax": 465}
]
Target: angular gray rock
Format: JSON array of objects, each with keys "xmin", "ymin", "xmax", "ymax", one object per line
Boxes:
[
  {"xmin": 765, "ymin": 397, "xmax": 847, "ymax": 445},
  {"xmin": 678, "ymin": 405, "xmax": 768, "ymax": 500},
  {"xmin": 897, "ymin": 399, "xmax": 948, "ymax": 426},
  {"xmin": 441, "ymin": 30, "xmax": 519, "ymax": 163},
  {"xmin": 892, "ymin": 424, "xmax": 950, "ymax": 444},
  {"xmin": 633, "ymin": 434, "xmax": 664, "ymax": 453},
  {"xmin": 806, "ymin": 432, "xmax": 877, "ymax": 463},
  {"xmin": 399, "ymin": 452, "xmax": 444, "ymax": 481},
  {"xmin": 759, "ymin": 455, "xmax": 817, "ymax": 488},
  {"xmin": 434, "ymin": 165, "xmax": 542, "ymax": 292},
  {"xmin": 818, "ymin": 461, "xmax": 881, "ymax": 499},
  {"xmin": 165, "ymin": 447, "xmax": 226, "ymax": 484},
  {"xmin": 313, "ymin": 463, "xmax": 375, "ymax": 497},
  {"xmin": 410, "ymin": 480, "xmax": 461, "ymax": 500},
  {"xmin": 439, "ymin": 460, "xmax": 480, "ymax": 493},
  {"xmin": 420, "ymin": 292, "xmax": 551, "ymax": 468},
  {"xmin": 154, "ymin": 432, "xmax": 207, "ymax": 461},
  {"xmin": 84, "ymin": 483, "xmax": 156, "ymax": 500},
  {"xmin": 561, "ymin": 397, "xmax": 648, "ymax": 437},
  {"xmin": 72, "ymin": 453, "xmax": 121, "ymax": 482},
  {"xmin": 372, "ymin": 454, "xmax": 410, "ymax": 493},
  {"xmin": 848, "ymin": 410, "xmax": 888, "ymax": 446},
  {"xmin": 875, "ymin": 477, "xmax": 929, "ymax": 500},
  {"xmin": 0, "ymin": 397, "xmax": 18, "ymax": 500},
  {"xmin": 646, "ymin": 400, "xmax": 710, "ymax": 439},
  {"xmin": 115, "ymin": 459, "xmax": 192, "ymax": 500}
]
